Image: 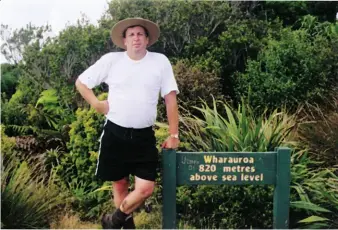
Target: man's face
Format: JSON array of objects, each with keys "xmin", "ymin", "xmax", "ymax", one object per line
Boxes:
[{"xmin": 124, "ymin": 26, "xmax": 149, "ymax": 52}]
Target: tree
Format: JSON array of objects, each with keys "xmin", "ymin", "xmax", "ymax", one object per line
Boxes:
[
  {"xmin": 101, "ymin": 0, "xmax": 232, "ymax": 57},
  {"xmin": 1, "ymin": 63, "xmax": 21, "ymax": 98},
  {"xmin": 0, "ymin": 23, "xmax": 52, "ymax": 64},
  {"xmin": 235, "ymin": 25, "xmax": 338, "ymax": 111},
  {"xmin": 260, "ymin": 1, "xmax": 338, "ymax": 26}
]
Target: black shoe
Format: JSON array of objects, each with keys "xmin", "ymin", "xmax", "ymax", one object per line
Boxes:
[
  {"xmin": 101, "ymin": 213, "xmax": 124, "ymax": 229},
  {"xmin": 123, "ymin": 215, "xmax": 136, "ymax": 229}
]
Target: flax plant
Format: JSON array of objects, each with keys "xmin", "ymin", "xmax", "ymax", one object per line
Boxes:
[
  {"xmin": 179, "ymin": 98, "xmax": 337, "ymax": 228},
  {"xmin": 1, "ymin": 157, "xmax": 65, "ymax": 228},
  {"xmin": 180, "ymin": 98, "xmax": 297, "ymax": 152},
  {"xmin": 290, "ymin": 150, "xmax": 338, "ymax": 228}
]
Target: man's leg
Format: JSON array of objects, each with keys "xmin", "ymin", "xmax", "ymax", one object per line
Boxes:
[
  {"xmin": 110, "ymin": 177, "xmax": 137, "ymax": 229},
  {"xmin": 106, "ymin": 176, "xmax": 155, "ymax": 228},
  {"xmin": 112, "ymin": 177, "xmax": 129, "ymax": 207},
  {"xmin": 119, "ymin": 176, "xmax": 155, "ymax": 214},
  {"xmin": 102, "ymin": 177, "xmax": 132, "ymax": 229}
]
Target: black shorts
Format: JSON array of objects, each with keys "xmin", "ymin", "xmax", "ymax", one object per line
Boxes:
[{"xmin": 95, "ymin": 120, "xmax": 159, "ymax": 182}]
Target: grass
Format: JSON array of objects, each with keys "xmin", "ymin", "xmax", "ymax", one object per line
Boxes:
[
  {"xmin": 50, "ymin": 205, "xmax": 164, "ymax": 229},
  {"xmin": 134, "ymin": 207, "xmax": 162, "ymax": 229},
  {"xmin": 296, "ymin": 103, "xmax": 338, "ymax": 167},
  {"xmin": 1, "ymin": 157, "xmax": 65, "ymax": 229},
  {"xmin": 50, "ymin": 213, "xmax": 101, "ymax": 229}
]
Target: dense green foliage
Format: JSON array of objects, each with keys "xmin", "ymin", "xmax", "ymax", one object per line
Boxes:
[
  {"xmin": 51, "ymin": 93, "xmax": 112, "ymax": 219},
  {"xmin": 1, "ymin": 63, "xmax": 20, "ymax": 99},
  {"xmin": 236, "ymin": 25, "xmax": 338, "ymax": 111},
  {"xmin": 177, "ymin": 99, "xmax": 337, "ymax": 228},
  {"xmin": 1, "ymin": 0, "xmax": 337, "ymax": 228},
  {"xmin": 1, "ymin": 154, "xmax": 64, "ymax": 228}
]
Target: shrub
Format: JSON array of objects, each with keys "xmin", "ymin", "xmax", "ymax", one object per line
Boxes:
[
  {"xmin": 296, "ymin": 102, "xmax": 338, "ymax": 167},
  {"xmin": 289, "ymin": 150, "xmax": 338, "ymax": 229},
  {"xmin": 1, "ymin": 159, "xmax": 65, "ymax": 228},
  {"xmin": 1, "ymin": 63, "xmax": 21, "ymax": 99},
  {"xmin": 176, "ymin": 98, "xmax": 337, "ymax": 228},
  {"xmin": 34, "ymin": 88, "xmax": 75, "ymax": 130},
  {"xmin": 173, "ymin": 60, "xmax": 223, "ymax": 108},
  {"xmin": 181, "ymin": 98, "xmax": 297, "ymax": 152},
  {"xmin": 157, "ymin": 59, "xmax": 224, "ymax": 122},
  {"xmin": 1, "ymin": 125, "xmax": 16, "ymax": 155},
  {"xmin": 235, "ymin": 27, "xmax": 338, "ymax": 112},
  {"xmin": 176, "ymin": 98, "xmax": 296, "ymax": 228},
  {"xmin": 52, "ymin": 93, "xmax": 112, "ymax": 220},
  {"xmin": 59, "ymin": 93, "xmax": 106, "ymax": 186},
  {"xmin": 1, "ymin": 90, "xmax": 28, "ymax": 127}
]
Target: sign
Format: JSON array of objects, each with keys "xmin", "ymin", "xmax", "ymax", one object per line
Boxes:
[
  {"xmin": 177, "ymin": 152, "xmax": 276, "ymax": 185},
  {"xmin": 162, "ymin": 147, "xmax": 291, "ymax": 229}
]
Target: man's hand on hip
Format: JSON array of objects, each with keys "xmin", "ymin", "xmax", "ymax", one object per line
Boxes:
[
  {"xmin": 94, "ymin": 100, "xmax": 109, "ymax": 115},
  {"xmin": 161, "ymin": 136, "xmax": 180, "ymax": 149}
]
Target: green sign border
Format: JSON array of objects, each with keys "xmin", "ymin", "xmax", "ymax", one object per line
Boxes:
[{"xmin": 162, "ymin": 147, "xmax": 291, "ymax": 229}]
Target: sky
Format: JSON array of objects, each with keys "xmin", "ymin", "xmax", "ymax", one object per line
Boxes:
[
  {"xmin": 0, "ymin": 0, "xmax": 110, "ymax": 63},
  {"xmin": 0, "ymin": 1, "xmax": 337, "ymax": 63}
]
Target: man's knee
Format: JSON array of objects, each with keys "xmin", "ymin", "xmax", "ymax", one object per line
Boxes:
[
  {"xmin": 113, "ymin": 178, "xmax": 129, "ymax": 193},
  {"xmin": 137, "ymin": 186, "xmax": 154, "ymax": 199},
  {"xmin": 135, "ymin": 182, "xmax": 155, "ymax": 199}
]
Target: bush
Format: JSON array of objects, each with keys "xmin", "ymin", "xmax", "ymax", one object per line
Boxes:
[
  {"xmin": 177, "ymin": 184, "xmax": 274, "ymax": 229},
  {"xmin": 52, "ymin": 93, "xmax": 112, "ymax": 220},
  {"xmin": 1, "ymin": 89, "xmax": 28, "ymax": 127},
  {"xmin": 61, "ymin": 93, "xmax": 106, "ymax": 187},
  {"xmin": 289, "ymin": 150, "xmax": 338, "ymax": 229},
  {"xmin": 289, "ymin": 100, "xmax": 338, "ymax": 228},
  {"xmin": 176, "ymin": 98, "xmax": 295, "ymax": 228},
  {"xmin": 235, "ymin": 27, "xmax": 338, "ymax": 112},
  {"xmin": 1, "ymin": 125, "xmax": 16, "ymax": 155},
  {"xmin": 297, "ymin": 102, "xmax": 338, "ymax": 167},
  {"xmin": 181, "ymin": 98, "xmax": 297, "ymax": 152},
  {"xmin": 1, "ymin": 63, "xmax": 21, "ymax": 99},
  {"xmin": 176, "ymin": 98, "xmax": 337, "ymax": 228},
  {"xmin": 1, "ymin": 159, "xmax": 64, "ymax": 228},
  {"xmin": 157, "ymin": 59, "xmax": 224, "ymax": 121},
  {"xmin": 34, "ymin": 88, "xmax": 75, "ymax": 130}
]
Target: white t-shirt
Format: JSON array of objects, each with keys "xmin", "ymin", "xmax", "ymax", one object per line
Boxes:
[{"xmin": 78, "ymin": 51, "xmax": 179, "ymax": 128}]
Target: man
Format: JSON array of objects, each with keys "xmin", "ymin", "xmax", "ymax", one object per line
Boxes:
[{"xmin": 75, "ymin": 18, "xmax": 180, "ymax": 229}]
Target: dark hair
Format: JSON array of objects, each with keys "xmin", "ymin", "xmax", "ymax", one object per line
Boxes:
[{"xmin": 122, "ymin": 25, "xmax": 149, "ymax": 38}]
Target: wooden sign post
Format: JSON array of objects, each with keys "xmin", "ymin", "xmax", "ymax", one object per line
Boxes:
[{"xmin": 162, "ymin": 147, "xmax": 291, "ymax": 229}]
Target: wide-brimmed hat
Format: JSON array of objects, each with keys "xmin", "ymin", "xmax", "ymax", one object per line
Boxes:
[{"xmin": 111, "ymin": 17, "xmax": 160, "ymax": 50}]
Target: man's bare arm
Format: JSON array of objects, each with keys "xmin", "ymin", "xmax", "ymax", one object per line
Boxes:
[
  {"xmin": 75, "ymin": 79, "xmax": 109, "ymax": 114},
  {"xmin": 164, "ymin": 91, "xmax": 179, "ymax": 135},
  {"xmin": 162, "ymin": 91, "xmax": 179, "ymax": 149}
]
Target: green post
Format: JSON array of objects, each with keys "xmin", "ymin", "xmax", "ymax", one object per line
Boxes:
[
  {"xmin": 273, "ymin": 147, "xmax": 291, "ymax": 229},
  {"xmin": 162, "ymin": 149, "xmax": 177, "ymax": 229}
]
